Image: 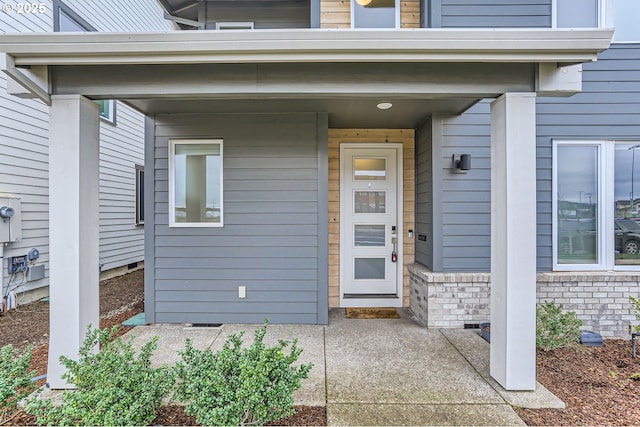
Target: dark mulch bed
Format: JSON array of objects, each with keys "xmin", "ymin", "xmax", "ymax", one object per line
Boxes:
[
  {"xmin": 152, "ymin": 405, "xmax": 326, "ymax": 426},
  {"xmin": 517, "ymin": 339, "xmax": 640, "ymax": 426},
  {"xmin": 0, "ymin": 269, "xmax": 327, "ymax": 426}
]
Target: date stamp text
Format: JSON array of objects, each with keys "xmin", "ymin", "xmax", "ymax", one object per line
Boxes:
[{"xmin": 2, "ymin": 2, "xmax": 47, "ymax": 14}]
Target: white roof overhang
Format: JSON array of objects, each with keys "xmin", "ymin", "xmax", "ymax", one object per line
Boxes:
[{"xmin": 0, "ymin": 28, "xmax": 613, "ymax": 66}]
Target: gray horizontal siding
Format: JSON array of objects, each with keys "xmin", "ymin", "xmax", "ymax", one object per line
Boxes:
[
  {"xmin": 415, "ymin": 120, "xmax": 434, "ymax": 269},
  {"xmin": 427, "ymin": 44, "xmax": 640, "ymax": 273},
  {"xmin": 98, "ymin": 102, "xmax": 145, "ymax": 271},
  {"xmin": 536, "ymin": 43, "xmax": 640, "ymax": 271},
  {"xmin": 0, "ymin": 7, "xmax": 53, "ymax": 295},
  {"xmin": 438, "ymin": 101, "xmax": 492, "ymax": 272},
  {"xmin": 204, "ymin": 0, "xmax": 310, "ymax": 29},
  {"xmin": 152, "ymin": 113, "xmax": 321, "ymax": 324},
  {"xmin": 439, "ymin": 0, "xmax": 551, "ymax": 28},
  {"xmin": 0, "ymin": 1, "xmax": 173, "ymax": 298}
]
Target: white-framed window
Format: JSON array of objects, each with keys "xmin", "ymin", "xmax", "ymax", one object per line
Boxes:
[
  {"xmin": 95, "ymin": 99, "xmax": 116, "ymax": 124},
  {"xmin": 553, "ymin": 0, "xmax": 640, "ymax": 42},
  {"xmin": 351, "ymin": 0, "xmax": 400, "ymax": 28},
  {"xmin": 53, "ymin": 0, "xmax": 95, "ymax": 32},
  {"xmin": 169, "ymin": 139, "xmax": 224, "ymax": 228},
  {"xmin": 553, "ymin": 140, "xmax": 640, "ymax": 271},
  {"xmin": 135, "ymin": 164, "xmax": 144, "ymax": 226}
]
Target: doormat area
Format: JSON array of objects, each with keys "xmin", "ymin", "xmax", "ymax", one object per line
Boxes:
[{"xmin": 345, "ymin": 307, "xmax": 400, "ymax": 319}]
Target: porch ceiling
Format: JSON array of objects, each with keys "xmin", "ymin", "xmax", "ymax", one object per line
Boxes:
[{"xmin": 125, "ymin": 97, "xmax": 480, "ymax": 128}]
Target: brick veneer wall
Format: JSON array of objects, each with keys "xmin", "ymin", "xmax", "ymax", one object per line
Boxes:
[{"xmin": 409, "ymin": 263, "xmax": 640, "ymax": 338}]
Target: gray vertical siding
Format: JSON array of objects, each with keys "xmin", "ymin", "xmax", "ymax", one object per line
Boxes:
[
  {"xmin": 415, "ymin": 120, "xmax": 433, "ymax": 269},
  {"xmin": 153, "ymin": 113, "xmax": 323, "ymax": 324},
  {"xmin": 439, "ymin": 0, "xmax": 551, "ymax": 28},
  {"xmin": 536, "ymin": 44, "xmax": 640, "ymax": 270},
  {"xmin": 439, "ymin": 102, "xmax": 492, "ymax": 271}
]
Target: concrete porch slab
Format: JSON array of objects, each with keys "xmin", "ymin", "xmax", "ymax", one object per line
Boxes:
[
  {"xmin": 325, "ymin": 309, "xmax": 504, "ymax": 405},
  {"xmin": 327, "ymin": 403, "xmax": 526, "ymax": 426},
  {"xmin": 441, "ymin": 329, "xmax": 566, "ymax": 409},
  {"xmin": 122, "ymin": 324, "xmax": 221, "ymax": 367}
]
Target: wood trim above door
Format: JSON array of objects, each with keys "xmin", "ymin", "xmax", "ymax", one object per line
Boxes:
[{"xmin": 327, "ymin": 129, "xmax": 415, "ymax": 308}]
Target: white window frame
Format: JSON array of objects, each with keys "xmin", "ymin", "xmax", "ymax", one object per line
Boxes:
[
  {"xmin": 215, "ymin": 22, "xmax": 255, "ymax": 30},
  {"xmin": 351, "ymin": 0, "xmax": 401, "ymax": 29},
  {"xmin": 168, "ymin": 139, "xmax": 224, "ymax": 228},
  {"xmin": 552, "ymin": 140, "xmax": 607, "ymax": 271},
  {"xmin": 553, "ymin": 139, "xmax": 640, "ymax": 271},
  {"xmin": 97, "ymin": 99, "xmax": 116, "ymax": 125}
]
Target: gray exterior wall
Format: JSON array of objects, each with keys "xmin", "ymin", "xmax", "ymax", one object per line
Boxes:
[
  {"xmin": 422, "ymin": 103, "xmax": 492, "ymax": 272},
  {"xmin": 422, "ymin": 44, "xmax": 640, "ymax": 272},
  {"xmin": 536, "ymin": 43, "xmax": 640, "ymax": 270},
  {"xmin": 148, "ymin": 113, "xmax": 327, "ymax": 324},
  {"xmin": 415, "ymin": 120, "xmax": 434, "ymax": 269},
  {"xmin": 431, "ymin": 0, "xmax": 551, "ymax": 28},
  {"xmin": 204, "ymin": 0, "xmax": 309, "ymax": 29}
]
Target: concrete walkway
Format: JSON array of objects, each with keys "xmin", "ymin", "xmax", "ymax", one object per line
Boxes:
[{"xmin": 124, "ymin": 309, "xmax": 563, "ymax": 426}]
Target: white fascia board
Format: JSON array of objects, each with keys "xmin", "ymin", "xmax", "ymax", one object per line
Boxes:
[{"xmin": 0, "ymin": 28, "xmax": 613, "ymax": 66}]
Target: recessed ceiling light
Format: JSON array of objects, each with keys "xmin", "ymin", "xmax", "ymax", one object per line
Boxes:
[{"xmin": 377, "ymin": 102, "xmax": 393, "ymax": 110}]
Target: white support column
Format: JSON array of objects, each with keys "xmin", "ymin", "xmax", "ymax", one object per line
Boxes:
[
  {"xmin": 490, "ymin": 92, "xmax": 537, "ymax": 391},
  {"xmin": 47, "ymin": 95, "xmax": 100, "ymax": 389}
]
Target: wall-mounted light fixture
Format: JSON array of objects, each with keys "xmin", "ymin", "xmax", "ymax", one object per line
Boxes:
[{"xmin": 451, "ymin": 154, "xmax": 471, "ymax": 174}]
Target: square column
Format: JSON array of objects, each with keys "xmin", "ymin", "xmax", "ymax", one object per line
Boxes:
[
  {"xmin": 47, "ymin": 95, "xmax": 100, "ymax": 389},
  {"xmin": 490, "ymin": 92, "xmax": 537, "ymax": 391}
]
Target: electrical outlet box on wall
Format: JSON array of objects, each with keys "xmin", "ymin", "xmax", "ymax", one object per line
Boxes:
[{"xmin": 0, "ymin": 196, "xmax": 21, "ymax": 243}]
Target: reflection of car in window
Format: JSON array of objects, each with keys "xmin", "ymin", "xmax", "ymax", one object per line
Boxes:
[{"xmin": 615, "ymin": 219, "xmax": 640, "ymax": 254}]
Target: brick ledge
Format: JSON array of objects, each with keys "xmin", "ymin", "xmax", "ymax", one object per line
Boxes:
[{"xmin": 409, "ymin": 263, "xmax": 640, "ymax": 283}]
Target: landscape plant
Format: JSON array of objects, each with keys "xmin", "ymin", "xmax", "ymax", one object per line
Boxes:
[
  {"xmin": 0, "ymin": 344, "xmax": 36, "ymax": 425},
  {"xmin": 536, "ymin": 301, "xmax": 583, "ymax": 351},
  {"xmin": 173, "ymin": 320, "xmax": 313, "ymax": 426},
  {"xmin": 25, "ymin": 327, "xmax": 173, "ymax": 426}
]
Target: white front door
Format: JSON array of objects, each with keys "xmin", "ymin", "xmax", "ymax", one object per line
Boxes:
[{"xmin": 340, "ymin": 144, "xmax": 402, "ymax": 302}]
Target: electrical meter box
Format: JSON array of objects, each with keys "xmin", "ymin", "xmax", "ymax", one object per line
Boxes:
[{"xmin": 0, "ymin": 197, "xmax": 21, "ymax": 243}]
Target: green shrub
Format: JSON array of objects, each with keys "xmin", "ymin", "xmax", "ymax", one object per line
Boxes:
[
  {"xmin": 536, "ymin": 302, "xmax": 583, "ymax": 351},
  {"xmin": 26, "ymin": 327, "xmax": 174, "ymax": 426},
  {"xmin": 0, "ymin": 344, "xmax": 36, "ymax": 424},
  {"xmin": 173, "ymin": 320, "xmax": 313, "ymax": 426}
]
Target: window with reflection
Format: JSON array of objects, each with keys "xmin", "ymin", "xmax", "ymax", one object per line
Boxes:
[
  {"xmin": 614, "ymin": 143, "xmax": 640, "ymax": 265},
  {"xmin": 555, "ymin": 144, "xmax": 599, "ymax": 265},
  {"xmin": 169, "ymin": 140, "xmax": 223, "ymax": 227},
  {"xmin": 354, "ymin": 158, "xmax": 386, "ymax": 181},
  {"xmin": 554, "ymin": 140, "xmax": 640, "ymax": 270}
]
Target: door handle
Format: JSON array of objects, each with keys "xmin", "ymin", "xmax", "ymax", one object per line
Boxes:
[{"xmin": 391, "ymin": 236, "xmax": 397, "ymax": 263}]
